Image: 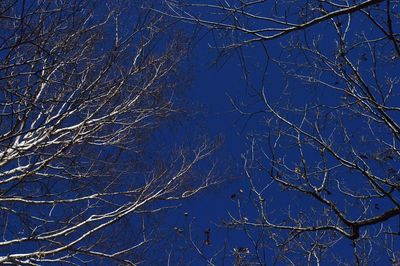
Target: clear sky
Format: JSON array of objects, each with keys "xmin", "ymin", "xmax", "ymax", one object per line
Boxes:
[{"xmin": 1, "ymin": 1, "xmax": 398, "ymax": 265}]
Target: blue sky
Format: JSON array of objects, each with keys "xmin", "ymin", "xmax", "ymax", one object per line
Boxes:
[{"xmin": 1, "ymin": 1, "xmax": 399, "ymax": 265}]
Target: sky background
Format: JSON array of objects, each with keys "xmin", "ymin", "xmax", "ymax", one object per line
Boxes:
[{"xmin": 1, "ymin": 1, "xmax": 398, "ymax": 265}]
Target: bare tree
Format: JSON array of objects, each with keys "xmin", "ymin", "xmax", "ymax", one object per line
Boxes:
[
  {"xmin": 161, "ymin": 0, "xmax": 400, "ymax": 264},
  {"xmin": 0, "ymin": 1, "xmax": 217, "ymax": 264}
]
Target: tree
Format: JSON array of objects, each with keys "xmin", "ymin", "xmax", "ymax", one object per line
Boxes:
[
  {"xmin": 161, "ymin": 0, "xmax": 400, "ymax": 264},
  {"xmin": 0, "ymin": 1, "xmax": 216, "ymax": 264}
]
